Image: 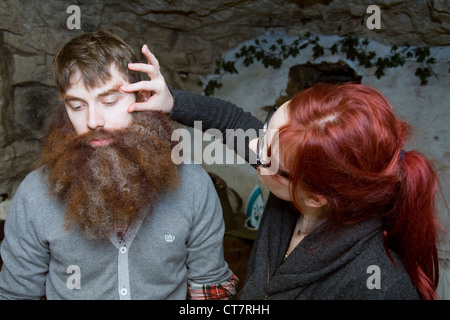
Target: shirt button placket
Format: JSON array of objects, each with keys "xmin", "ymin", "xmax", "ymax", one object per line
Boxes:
[{"xmin": 118, "ymin": 243, "xmax": 131, "ymax": 300}]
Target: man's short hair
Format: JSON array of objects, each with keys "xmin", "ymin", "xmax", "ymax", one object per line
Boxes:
[{"xmin": 53, "ymin": 31, "xmax": 141, "ymax": 94}]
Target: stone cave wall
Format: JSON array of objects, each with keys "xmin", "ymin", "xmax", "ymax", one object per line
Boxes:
[{"xmin": 0, "ymin": 0, "xmax": 449, "ymax": 201}]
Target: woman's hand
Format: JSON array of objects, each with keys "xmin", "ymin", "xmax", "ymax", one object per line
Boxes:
[{"xmin": 121, "ymin": 44, "xmax": 174, "ymax": 114}]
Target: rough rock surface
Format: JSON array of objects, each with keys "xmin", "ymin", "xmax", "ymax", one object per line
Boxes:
[{"xmin": 0, "ymin": 0, "xmax": 449, "ymax": 198}]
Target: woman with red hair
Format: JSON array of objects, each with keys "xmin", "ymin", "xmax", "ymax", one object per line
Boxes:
[{"xmin": 125, "ymin": 48, "xmax": 444, "ymax": 299}]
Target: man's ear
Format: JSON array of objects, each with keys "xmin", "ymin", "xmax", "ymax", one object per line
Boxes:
[
  {"xmin": 137, "ymin": 90, "xmax": 151, "ymax": 102},
  {"xmin": 304, "ymin": 194, "xmax": 328, "ymax": 208}
]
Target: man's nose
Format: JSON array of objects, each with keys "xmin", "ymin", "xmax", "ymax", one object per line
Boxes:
[{"xmin": 87, "ymin": 107, "xmax": 105, "ymax": 130}]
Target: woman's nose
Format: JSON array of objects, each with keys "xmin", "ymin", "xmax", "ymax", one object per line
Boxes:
[
  {"xmin": 249, "ymin": 137, "xmax": 258, "ymax": 154},
  {"xmin": 248, "ymin": 137, "xmax": 259, "ymax": 165}
]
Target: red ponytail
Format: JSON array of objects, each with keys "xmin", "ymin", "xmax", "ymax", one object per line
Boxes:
[
  {"xmin": 388, "ymin": 150, "xmax": 439, "ymax": 299},
  {"xmin": 279, "ymin": 83, "xmax": 441, "ymax": 299}
]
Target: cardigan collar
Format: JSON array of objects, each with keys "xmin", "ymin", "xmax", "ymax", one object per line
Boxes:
[{"xmin": 265, "ymin": 195, "xmax": 383, "ymax": 297}]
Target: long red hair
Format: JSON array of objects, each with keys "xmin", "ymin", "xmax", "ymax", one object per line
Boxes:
[{"xmin": 279, "ymin": 83, "xmax": 441, "ymax": 299}]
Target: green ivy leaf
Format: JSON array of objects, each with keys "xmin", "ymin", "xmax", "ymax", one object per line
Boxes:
[
  {"xmin": 202, "ymin": 34, "xmax": 438, "ymax": 95},
  {"xmin": 312, "ymin": 44, "xmax": 325, "ymax": 59}
]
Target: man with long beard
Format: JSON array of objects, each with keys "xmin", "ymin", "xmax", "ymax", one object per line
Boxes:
[{"xmin": 0, "ymin": 31, "xmax": 237, "ymax": 299}]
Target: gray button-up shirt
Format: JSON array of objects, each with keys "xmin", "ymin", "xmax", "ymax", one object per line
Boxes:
[{"xmin": 0, "ymin": 164, "xmax": 233, "ymax": 299}]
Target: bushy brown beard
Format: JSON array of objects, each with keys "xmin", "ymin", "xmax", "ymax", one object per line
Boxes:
[{"xmin": 36, "ymin": 110, "xmax": 180, "ymax": 239}]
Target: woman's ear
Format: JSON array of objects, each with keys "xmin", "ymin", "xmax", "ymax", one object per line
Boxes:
[
  {"xmin": 294, "ymin": 187, "xmax": 328, "ymax": 209},
  {"xmin": 304, "ymin": 193, "xmax": 328, "ymax": 208}
]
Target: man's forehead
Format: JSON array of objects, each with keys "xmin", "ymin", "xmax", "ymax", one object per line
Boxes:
[{"xmin": 64, "ymin": 67, "xmax": 129, "ymax": 98}]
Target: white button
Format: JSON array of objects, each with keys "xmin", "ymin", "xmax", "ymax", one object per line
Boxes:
[
  {"xmin": 120, "ymin": 246, "xmax": 127, "ymax": 254},
  {"xmin": 120, "ymin": 288, "xmax": 128, "ymax": 296}
]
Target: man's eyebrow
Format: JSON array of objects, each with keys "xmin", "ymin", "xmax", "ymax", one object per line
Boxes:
[
  {"xmin": 97, "ymin": 84, "xmax": 127, "ymax": 98},
  {"xmin": 62, "ymin": 83, "xmax": 127, "ymax": 102},
  {"xmin": 63, "ymin": 96, "xmax": 85, "ymax": 103}
]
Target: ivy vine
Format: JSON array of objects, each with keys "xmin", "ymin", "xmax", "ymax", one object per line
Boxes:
[{"xmin": 200, "ymin": 33, "xmax": 438, "ymax": 96}]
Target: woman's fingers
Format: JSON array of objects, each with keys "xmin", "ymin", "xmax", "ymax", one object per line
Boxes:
[
  {"xmin": 142, "ymin": 44, "xmax": 160, "ymax": 69},
  {"xmin": 120, "ymin": 81, "xmax": 154, "ymax": 94},
  {"xmin": 127, "ymin": 45, "xmax": 160, "ymax": 79},
  {"xmin": 127, "ymin": 62, "xmax": 156, "ymax": 78},
  {"xmin": 121, "ymin": 44, "xmax": 174, "ymax": 113}
]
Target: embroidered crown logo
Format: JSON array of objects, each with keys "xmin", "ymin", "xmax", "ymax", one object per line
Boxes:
[{"xmin": 165, "ymin": 234, "xmax": 175, "ymax": 243}]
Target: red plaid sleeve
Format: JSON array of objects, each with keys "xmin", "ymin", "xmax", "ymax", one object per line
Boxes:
[{"xmin": 187, "ymin": 274, "xmax": 239, "ymax": 300}]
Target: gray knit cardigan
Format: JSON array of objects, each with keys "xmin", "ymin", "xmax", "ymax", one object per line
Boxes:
[{"xmin": 170, "ymin": 90, "xmax": 420, "ymax": 300}]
